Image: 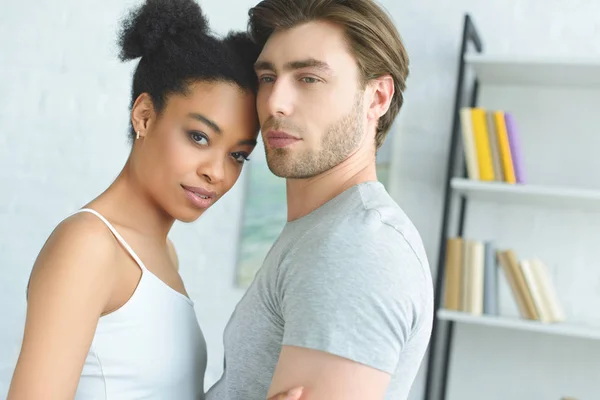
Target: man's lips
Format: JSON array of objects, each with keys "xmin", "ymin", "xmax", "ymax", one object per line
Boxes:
[{"xmin": 265, "ymin": 130, "xmax": 300, "ymax": 149}]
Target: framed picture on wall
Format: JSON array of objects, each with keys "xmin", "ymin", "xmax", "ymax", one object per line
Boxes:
[{"xmin": 235, "ymin": 136, "xmax": 286, "ymax": 288}]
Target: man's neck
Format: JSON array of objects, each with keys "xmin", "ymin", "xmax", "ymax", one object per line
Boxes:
[{"xmin": 286, "ymin": 148, "xmax": 378, "ymax": 222}]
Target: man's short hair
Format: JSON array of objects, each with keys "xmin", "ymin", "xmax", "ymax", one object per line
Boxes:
[{"xmin": 248, "ymin": 0, "xmax": 409, "ymax": 149}]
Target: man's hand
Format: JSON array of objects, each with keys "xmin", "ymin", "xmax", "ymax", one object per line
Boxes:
[{"xmin": 267, "ymin": 386, "xmax": 303, "ymax": 400}]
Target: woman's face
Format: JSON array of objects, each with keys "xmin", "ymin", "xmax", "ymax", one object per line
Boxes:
[{"xmin": 132, "ymin": 81, "xmax": 258, "ymax": 222}]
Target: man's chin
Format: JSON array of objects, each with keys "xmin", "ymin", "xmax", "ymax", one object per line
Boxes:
[
  {"xmin": 266, "ymin": 163, "xmax": 319, "ymax": 180},
  {"xmin": 265, "ymin": 150, "xmax": 325, "ymax": 179},
  {"xmin": 265, "ymin": 160, "xmax": 291, "ymax": 178},
  {"xmin": 265, "ymin": 158, "xmax": 294, "ymax": 179}
]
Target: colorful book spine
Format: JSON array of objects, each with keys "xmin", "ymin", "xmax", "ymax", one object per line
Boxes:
[
  {"xmin": 459, "ymin": 108, "xmax": 479, "ymax": 180},
  {"xmin": 493, "ymin": 111, "xmax": 517, "ymax": 184},
  {"xmin": 443, "ymin": 237, "xmax": 464, "ymax": 311},
  {"xmin": 504, "ymin": 112, "xmax": 525, "ymax": 184},
  {"xmin": 486, "ymin": 111, "xmax": 504, "ymax": 182},
  {"xmin": 483, "ymin": 241, "xmax": 498, "ymax": 315},
  {"xmin": 458, "ymin": 107, "xmax": 526, "ymax": 185},
  {"xmin": 470, "ymin": 108, "xmax": 495, "ymax": 181}
]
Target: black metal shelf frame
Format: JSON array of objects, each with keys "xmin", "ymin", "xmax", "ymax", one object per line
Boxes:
[{"xmin": 423, "ymin": 13, "xmax": 483, "ymax": 400}]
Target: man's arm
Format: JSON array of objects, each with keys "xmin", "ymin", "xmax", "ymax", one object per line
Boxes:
[
  {"xmin": 268, "ymin": 385, "xmax": 304, "ymax": 400},
  {"xmin": 269, "ymin": 218, "xmax": 429, "ymax": 400},
  {"xmin": 267, "ymin": 346, "xmax": 390, "ymax": 400}
]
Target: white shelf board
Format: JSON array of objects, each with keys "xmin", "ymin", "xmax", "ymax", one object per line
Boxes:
[
  {"xmin": 438, "ymin": 310, "xmax": 600, "ymax": 341},
  {"xmin": 465, "ymin": 54, "xmax": 600, "ymax": 87},
  {"xmin": 451, "ymin": 178, "xmax": 600, "ymax": 211}
]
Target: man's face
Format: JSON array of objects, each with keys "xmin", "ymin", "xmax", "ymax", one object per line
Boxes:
[{"xmin": 255, "ymin": 20, "xmax": 366, "ymax": 179}]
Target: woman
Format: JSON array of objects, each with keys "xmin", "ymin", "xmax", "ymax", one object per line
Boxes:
[{"xmin": 7, "ymin": 1, "xmax": 301, "ymax": 399}]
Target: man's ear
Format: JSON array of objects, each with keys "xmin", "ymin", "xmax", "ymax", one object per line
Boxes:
[
  {"xmin": 366, "ymin": 75, "xmax": 394, "ymax": 125},
  {"xmin": 131, "ymin": 93, "xmax": 155, "ymax": 138}
]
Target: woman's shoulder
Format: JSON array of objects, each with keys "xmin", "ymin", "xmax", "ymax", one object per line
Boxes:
[
  {"xmin": 47, "ymin": 210, "xmax": 121, "ymax": 258},
  {"xmin": 28, "ymin": 211, "xmax": 121, "ymax": 296}
]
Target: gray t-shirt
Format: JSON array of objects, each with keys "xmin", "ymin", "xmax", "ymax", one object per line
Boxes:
[{"xmin": 206, "ymin": 181, "xmax": 433, "ymax": 400}]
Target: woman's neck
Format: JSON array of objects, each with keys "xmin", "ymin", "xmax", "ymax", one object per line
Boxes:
[{"xmin": 86, "ymin": 158, "xmax": 175, "ymax": 241}]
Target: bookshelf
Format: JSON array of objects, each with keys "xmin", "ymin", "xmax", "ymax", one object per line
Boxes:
[
  {"xmin": 437, "ymin": 310, "xmax": 600, "ymax": 342},
  {"xmin": 464, "ymin": 54, "xmax": 600, "ymax": 87},
  {"xmin": 451, "ymin": 178, "xmax": 600, "ymax": 211},
  {"xmin": 423, "ymin": 13, "xmax": 600, "ymax": 400}
]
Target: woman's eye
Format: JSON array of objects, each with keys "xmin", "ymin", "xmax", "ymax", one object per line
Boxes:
[
  {"xmin": 189, "ymin": 131, "xmax": 208, "ymax": 145},
  {"xmin": 231, "ymin": 152, "xmax": 250, "ymax": 164}
]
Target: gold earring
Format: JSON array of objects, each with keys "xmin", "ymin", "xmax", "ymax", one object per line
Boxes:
[{"xmin": 136, "ymin": 131, "xmax": 140, "ymax": 140}]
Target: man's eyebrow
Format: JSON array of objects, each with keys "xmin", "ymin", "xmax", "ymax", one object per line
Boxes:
[
  {"xmin": 254, "ymin": 58, "xmax": 332, "ymax": 73},
  {"xmin": 286, "ymin": 58, "xmax": 332, "ymax": 72},
  {"xmin": 188, "ymin": 113, "xmax": 221, "ymax": 134},
  {"xmin": 254, "ymin": 60, "xmax": 275, "ymax": 72}
]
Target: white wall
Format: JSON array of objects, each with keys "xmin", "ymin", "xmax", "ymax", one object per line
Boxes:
[
  {"xmin": 1, "ymin": 0, "xmax": 599, "ymax": 399},
  {"xmin": 0, "ymin": 0, "xmax": 260, "ymax": 394}
]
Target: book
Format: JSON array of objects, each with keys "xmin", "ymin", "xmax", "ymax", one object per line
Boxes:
[
  {"xmin": 493, "ymin": 110, "xmax": 517, "ymax": 184},
  {"xmin": 443, "ymin": 237, "xmax": 464, "ymax": 311},
  {"xmin": 504, "ymin": 112, "xmax": 526, "ymax": 184},
  {"xmin": 486, "ymin": 111, "xmax": 504, "ymax": 182},
  {"xmin": 483, "ymin": 241, "xmax": 498, "ymax": 315},
  {"xmin": 521, "ymin": 260, "xmax": 553, "ymax": 323},
  {"xmin": 466, "ymin": 240, "xmax": 485, "ymax": 315},
  {"xmin": 470, "ymin": 108, "xmax": 495, "ymax": 181},
  {"xmin": 459, "ymin": 108, "xmax": 479, "ymax": 180},
  {"xmin": 458, "ymin": 107, "xmax": 524, "ymax": 184},
  {"xmin": 530, "ymin": 258, "xmax": 565, "ymax": 322},
  {"xmin": 442, "ymin": 240, "xmax": 565, "ymax": 324},
  {"xmin": 456, "ymin": 238, "xmax": 484, "ymax": 315},
  {"xmin": 497, "ymin": 249, "xmax": 539, "ymax": 320}
]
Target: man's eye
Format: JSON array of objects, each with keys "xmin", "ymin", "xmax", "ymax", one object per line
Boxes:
[
  {"xmin": 259, "ymin": 76, "xmax": 275, "ymax": 83},
  {"xmin": 301, "ymin": 77, "xmax": 319, "ymax": 84}
]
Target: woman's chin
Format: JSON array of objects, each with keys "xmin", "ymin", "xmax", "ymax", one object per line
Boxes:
[
  {"xmin": 173, "ymin": 207, "xmax": 207, "ymax": 223},
  {"xmin": 169, "ymin": 204, "xmax": 210, "ymax": 223}
]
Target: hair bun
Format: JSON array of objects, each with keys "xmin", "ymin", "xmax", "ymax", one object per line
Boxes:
[
  {"xmin": 223, "ymin": 32, "xmax": 261, "ymax": 70},
  {"xmin": 118, "ymin": 0, "xmax": 209, "ymax": 61}
]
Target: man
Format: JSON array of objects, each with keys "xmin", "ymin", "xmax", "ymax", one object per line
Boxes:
[{"xmin": 206, "ymin": 0, "xmax": 433, "ymax": 399}]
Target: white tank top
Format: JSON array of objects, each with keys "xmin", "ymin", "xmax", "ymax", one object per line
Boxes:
[{"xmin": 71, "ymin": 208, "xmax": 207, "ymax": 400}]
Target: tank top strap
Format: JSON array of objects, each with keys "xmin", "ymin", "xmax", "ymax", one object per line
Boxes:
[{"xmin": 71, "ymin": 208, "xmax": 148, "ymax": 272}]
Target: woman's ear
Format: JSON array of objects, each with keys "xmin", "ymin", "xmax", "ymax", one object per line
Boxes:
[{"xmin": 131, "ymin": 93, "xmax": 155, "ymax": 138}]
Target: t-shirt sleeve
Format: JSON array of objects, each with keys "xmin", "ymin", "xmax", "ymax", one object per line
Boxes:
[{"xmin": 278, "ymin": 217, "xmax": 428, "ymax": 374}]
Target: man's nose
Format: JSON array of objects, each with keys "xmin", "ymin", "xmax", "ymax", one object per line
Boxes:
[{"xmin": 265, "ymin": 77, "xmax": 295, "ymax": 117}]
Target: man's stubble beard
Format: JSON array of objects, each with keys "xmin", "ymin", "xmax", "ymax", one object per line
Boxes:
[{"xmin": 264, "ymin": 94, "xmax": 364, "ymax": 179}]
